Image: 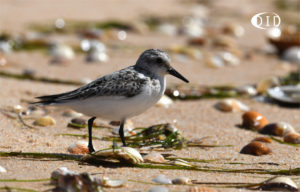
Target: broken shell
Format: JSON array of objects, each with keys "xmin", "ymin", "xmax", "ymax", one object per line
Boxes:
[
  {"xmin": 240, "ymin": 141, "xmax": 272, "ymax": 156},
  {"xmin": 33, "ymin": 115, "xmax": 56, "ymax": 126},
  {"xmin": 172, "ymin": 177, "xmax": 191, "ymax": 184},
  {"xmin": 143, "ymin": 152, "xmax": 166, "ymax": 163},
  {"xmin": 186, "ymin": 186, "xmax": 217, "ymax": 192},
  {"xmin": 217, "ymin": 51, "xmax": 240, "ymax": 66},
  {"xmin": 252, "ymin": 137, "xmax": 272, "ymax": 143},
  {"xmin": 188, "ymin": 37, "xmax": 206, "ymax": 46},
  {"xmin": 222, "ymin": 23, "xmax": 245, "ymax": 37},
  {"xmin": 260, "ymin": 122, "xmax": 295, "ymax": 136},
  {"xmin": 62, "ymin": 110, "xmax": 83, "ymax": 118},
  {"xmin": 67, "ymin": 141, "xmax": 89, "ymax": 154},
  {"xmin": 99, "ymin": 176, "xmax": 125, "ymax": 188},
  {"xmin": 86, "ymin": 50, "xmax": 108, "ymax": 63},
  {"xmin": 173, "ymin": 159, "xmax": 193, "ymax": 167},
  {"xmin": 156, "ymin": 95, "xmax": 173, "ymax": 108},
  {"xmin": 149, "ymin": 186, "xmax": 169, "ymax": 192},
  {"xmin": 156, "ymin": 23, "xmax": 177, "ymax": 36},
  {"xmin": 216, "ymin": 99, "xmax": 249, "ymax": 112},
  {"xmin": 283, "ymin": 132, "xmax": 300, "ymax": 144},
  {"xmin": 213, "ymin": 35, "xmax": 236, "ymax": 49},
  {"xmin": 256, "ymin": 77, "xmax": 279, "ymax": 94},
  {"xmin": 93, "ymin": 147, "xmax": 143, "ymax": 164},
  {"xmin": 0, "ymin": 165, "xmax": 7, "ymax": 173},
  {"xmin": 242, "ymin": 111, "xmax": 269, "ymax": 131},
  {"xmin": 152, "ymin": 175, "xmax": 172, "ymax": 184},
  {"xmin": 26, "ymin": 106, "xmax": 46, "ymax": 117},
  {"xmin": 258, "ymin": 176, "xmax": 298, "ymax": 191}
]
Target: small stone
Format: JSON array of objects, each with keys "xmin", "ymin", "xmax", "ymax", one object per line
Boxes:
[
  {"xmin": 0, "ymin": 165, "xmax": 7, "ymax": 173},
  {"xmin": 172, "ymin": 177, "xmax": 191, "ymax": 184},
  {"xmin": 252, "ymin": 137, "xmax": 272, "ymax": 143},
  {"xmin": 62, "ymin": 110, "xmax": 83, "ymax": 118},
  {"xmin": 283, "ymin": 132, "xmax": 300, "ymax": 144},
  {"xmin": 156, "ymin": 95, "xmax": 173, "ymax": 108},
  {"xmin": 33, "ymin": 116, "xmax": 56, "ymax": 126},
  {"xmin": 242, "ymin": 111, "xmax": 269, "ymax": 131}
]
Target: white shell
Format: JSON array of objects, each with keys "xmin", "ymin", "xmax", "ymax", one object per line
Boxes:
[
  {"xmin": 51, "ymin": 167, "xmax": 76, "ymax": 184},
  {"xmin": 237, "ymin": 85, "xmax": 257, "ymax": 96},
  {"xmin": 0, "ymin": 165, "xmax": 7, "ymax": 173},
  {"xmin": 62, "ymin": 110, "xmax": 83, "ymax": 118},
  {"xmin": 173, "ymin": 159, "xmax": 193, "ymax": 167},
  {"xmin": 152, "ymin": 175, "xmax": 172, "ymax": 184},
  {"xmin": 278, "ymin": 122, "xmax": 296, "ymax": 136},
  {"xmin": 99, "ymin": 176, "xmax": 125, "ymax": 187},
  {"xmin": 156, "ymin": 95, "xmax": 173, "ymax": 108},
  {"xmin": 148, "ymin": 186, "xmax": 169, "ymax": 192},
  {"xmin": 94, "ymin": 147, "xmax": 143, "ymax": 164},
  {"xmin": 217, "ymin": 51, "xmax": 240, "ymax": 66},
  {"xmin": 143, "ymin": 152, "xmax": 166, "ymax": 163},
  {"xmin": 216, "ymin": 99, "xmax": 249, "ymax": 112},
  {"xmin": 268, "ymin": 85, "xmax": 300, "ymax": 104},
  {"xmin": 172, "ymin": 177, "xmax": 191, "ymax": 184},
  {"xmin": 50, "ymin": 43, "xmax": 75, "ymax": 63},
  {"xmin": 283, "ymin": 46, "xmax": 300, "ymax": 64},
  {"xmin": 157, "ymin": 23, "xmax": 177, "ymax": 36},
  {"xmin": 260, "ymin": 176, "xmax": 298, "ymax": 191},
  {"xmin": 205, "ymin": 55, "xmax": 224, "ymax": 68}
]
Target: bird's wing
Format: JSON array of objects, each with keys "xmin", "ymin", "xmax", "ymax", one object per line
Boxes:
[{"xmin": 35, "ymin": 67, "xmax": 148, "ymax": 105}]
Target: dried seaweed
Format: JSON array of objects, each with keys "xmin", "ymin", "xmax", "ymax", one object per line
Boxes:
[
  {"xmin": 0, "ymin": 187, "xmax": 38, "ymax": 192},
  {"xmin": 279, "ymin": 72, "xmax": 300, "ymax": 86}
]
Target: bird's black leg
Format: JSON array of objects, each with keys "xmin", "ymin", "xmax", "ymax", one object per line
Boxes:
[
  {"xmin": 119, "ymin": 119, "xmax": 127, "ymax": 146},
  {"xmin": 88, "ymin": 117, "xmax": 96, "ymax": 153}
]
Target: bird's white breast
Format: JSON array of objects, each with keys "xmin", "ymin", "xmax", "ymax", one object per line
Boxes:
[{"xmin": 67, "ymin": 76, "xmax": 166, "ymax": 121}]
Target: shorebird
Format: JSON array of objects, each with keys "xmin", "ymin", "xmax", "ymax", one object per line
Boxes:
[{"xmin": 34, "ymin": 49, "xmax": 189, "ymax": 153}]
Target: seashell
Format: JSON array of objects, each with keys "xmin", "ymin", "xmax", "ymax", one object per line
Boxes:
[
  {"xmin": 156, "ymin": 23, "xmax": 177, "ymax": 36},
  {"xmin": 143, "ymin": 152, "xmax": 166, "ymax": 163},
  {"xmin": 242, "ymin": 111, "xmax": 269, "ymax": 131},
  {"xmin": 240, "ymin": 141, "xmax": 272, "ymax": 156},
  {"xmin": 99, "ymin": 176, "xmax": 125, "ymax": 188},
  {"xmin": 0, "ymin": 165, "xmax": 7, "ymax": 173},
  {"xmin": 205, "ymin": 55, "xmax": 224, "ymax": 68},
  {"xmin": 256, "ymin": 77, "xmax": 279, "ymax": 94},
  {"xmin": 165, "ymin": 123, "xmax": 178, "ymax": 133},
  {"xmin": 266, "ymin": 27, "xmax": 282, "ymax": 39},
  {"xmin": 213, "ymin": 35, "xmax": 236, "ymax": 49},
  {"xmin": 152, "ymin": 174, "xmax": 172, "ymax": 184},
  {"xmin": 252, "ymin": 137, "xmax": 272, "ymax": 143},
  {"xmin": 283, "ymin": 132, "xmax": 300, "ymax": 144},
  {"xmin": 0, "ymin": 54, "xmax": 7, "ymax": 66},
  {"xmin": 62, "ymin": 110, "xmax": 83, "ymax": 118},
  {"xmin": 186, "ymin": 186, "xmax": 217, "ymax": 192},
  {"xmin": 283, "ymin": 46, "xmax": 300, "ymax": 64},
  {"xmin": 26, "ymin": 106, "xmax": 46, "ymax": 116},
  {"xmin": 222, "ymin": 22, "xmax": 245, "ymax": 37},
  {"xmin": 149, "ymin": 186, "xmax": 169, "ymax": 192},
  {"xmin": 268, "ymin": 85, "xmax": 300, "ymax": 104},
  {"xmin": 93, "ymin": 147, "xmax": 143, "ymax": 164},
  {"xmin": 260, "ymin": 122, "xmax": 295, "ymax": 136},
  {"xmin": 68, "ymin": 118, "xmax": 87, "ymax": 129},
  {"xmin": 33, "ymin": 115, "xmax": 56, "ymax": 126},
  {"xmin": 188, "ymin": 37, "xmax": 206, "ymax": 46},
  {"xmin": 111, "ymin": 119, "xmax": 135, "ymax": 136},
  {"xmin": 237, "ymin": 85, "xmax": 257, "ymax": 96},
  {"xmin": 55, "ymin": 18, "xmax": 65, "ymax": 29},
  {"xmin": 78, "ymin": 28, "xmax": 103, "ymax": 40},
  {"xmin": 172, "ymin": 177, "xmax": 191, "ymax": 184},
  {"xmin": 156, "ymin": 95, "xmax": 173, "ymax": 108},
  {"xmin": 49, "ymin": 43, "xmax": 74, "ymax": 63},
  {"xmin": 173, "ymin": 159, "xmax": 193, "ymax": 167},
  {"xmin": 258, "ymin": 176, "xmax": 298, "ymax": 191},
  {"xmin": 67, "ymin": 141, "xmax": 89, "ymax": 154},
  {"xmin": 216, "ymin": 99, "xmax": 249, "ymax": 112},
  {"xmin": 12, "ymin": 105, "xmax": 23, "ymax": 113},
  {"xmin": 217, "ymin": 51, "xmax": 240, "ymax": 66},
  {"xmin": 181, "ymin": 17, "xmax": 205, "ymax": 38},
  {"xmin": 0, "ymin": 40, "xmax": 11, "ymax": 53},
  {"xmin": 268, "ymin": 29, "xmax": 300, "ymax": 53},
  {"xmin": 51, "ymin": 167, "xmax": 77, "ymax": 184},
  {"xmin": 86, "ymin": 50, "xmax": 108, "ymax": 62}
]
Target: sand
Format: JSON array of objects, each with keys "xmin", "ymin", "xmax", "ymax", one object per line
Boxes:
[{"xmin": 0, "ymin": 0, "xmax": 299, "ymax": 191}]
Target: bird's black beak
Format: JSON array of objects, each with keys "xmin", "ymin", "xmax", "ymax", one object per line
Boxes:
[{"xmin": 168, "ymin": 67, "xmax": 189, "ymax": 83}]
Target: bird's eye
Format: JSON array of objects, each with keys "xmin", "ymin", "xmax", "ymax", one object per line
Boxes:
[{"xmin": 156, "ymin": 58, "xmax": 163, "ymax": 63}]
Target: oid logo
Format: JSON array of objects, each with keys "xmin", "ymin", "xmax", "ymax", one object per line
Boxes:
[{"xmin": 251, "ymin": 12, "xmax": 281, "ymax": 29}]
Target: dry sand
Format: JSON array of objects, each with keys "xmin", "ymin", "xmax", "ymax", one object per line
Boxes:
[{"xmin": 0, "ymin": 0, "xmax": 299, "ymax": 191}]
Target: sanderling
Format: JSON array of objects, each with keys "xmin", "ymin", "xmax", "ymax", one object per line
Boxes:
[{"xmin": 34, "ymin": 49, "xmax": 189, "ymax": 152}]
